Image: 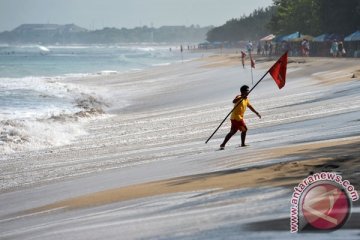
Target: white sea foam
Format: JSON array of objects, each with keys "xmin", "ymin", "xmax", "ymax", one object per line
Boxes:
[
  {"xmin": 0, "ymin": 74, "xmax": 110, "ymax": 153},
  {"xmin": 136, "ymin": 47, "xmax": 156, "ymax": 52},
  {"xmin": 0, "ymin": 76, "xmax": 81, "ymax": 120},
  {"xmin": 152, "ymin": 62, "xmax": 171, "ymax": 67},
  {"xmin": 97, "ymin": 70, "xmax": 118, "ymax": 75},
  {"xmin": 0, "ymin": 119, "xmax": 87, "ymax": 153}
]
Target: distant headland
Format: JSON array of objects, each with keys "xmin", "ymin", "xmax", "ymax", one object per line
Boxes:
[{"xmin": 0, "ymin": 24, "xmax": 213, "ymax": 44}]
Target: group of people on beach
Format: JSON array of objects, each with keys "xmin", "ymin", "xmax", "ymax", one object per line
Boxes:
[
  {"xmin": 330, "ymin": 40, "xmax": 346, "ymax": 57},
  {"xmin": 256, "ymin": 41, "xmax": 273, "ymax": 56},
  {"xmin": 245, "ymin": 40, "xmax": 274, "ymax": 57}
]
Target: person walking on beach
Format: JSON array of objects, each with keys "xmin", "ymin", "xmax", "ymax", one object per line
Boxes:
[
  {"xmin": 246, "ymin": 41, "xmax": 253, "ymax": 54},
  {"xmin": 219, "ymin": 85, "xmax": 261, "ymax": 150},
  {"xmin": 338, "ymin": 41, "xmax": 345, "ymax": 57},
  {"xmin": 330, "ymin": 40, "xmax": 338, "ymax": 57}
]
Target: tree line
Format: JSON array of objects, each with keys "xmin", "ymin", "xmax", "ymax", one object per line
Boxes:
[
  {"xmin": 207, "ymin": 7, "xmax": 276, "ymax": 42},
  {"xmin": 207, "ymin": 0, "xmax": 360, "ymax": 42}
]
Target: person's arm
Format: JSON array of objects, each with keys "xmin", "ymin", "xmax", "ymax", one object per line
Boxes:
[
  {"xmin": 232, "ymin": 95, "xmax": 242, "ymax": 104},
  {"xmin": 248, "ymin": 104, "xmax": 261, "ymax": 119}
]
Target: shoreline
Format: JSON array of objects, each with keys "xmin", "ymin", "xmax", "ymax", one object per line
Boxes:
[
  {"xmin": 2, "ymin": 55, "xmax": 360, "ymax": 191},
  {"xmin": 1, "ymin": 53, "xmax": 360, "ymax": 239}
]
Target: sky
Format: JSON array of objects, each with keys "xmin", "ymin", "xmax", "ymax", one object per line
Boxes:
[{"xmin": 0, "ymin": 0, "xmax": 274, "ymax": 32}]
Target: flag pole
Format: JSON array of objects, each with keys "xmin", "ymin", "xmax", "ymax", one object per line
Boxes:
[
  {"xmin": 205, "ymin": 69, "xmax": 269, "ymax": 144},
  {"xmin": 250, "ymin": 53, "xmax": 255, "ymax": 85},
  {"xmin": 251, "ymin": 66, "xmax": 254, "ymax": 86},
  {"xmin": 180, "ymin": 45, "xmax": 183, "ymax": 63}
]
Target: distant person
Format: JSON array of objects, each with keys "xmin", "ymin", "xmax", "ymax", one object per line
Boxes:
[
  {"xmin": 301, "ymin": 39, "xmax": 307, "ymax": 57},
  {"xmin": 330, "ymin": 40, "xmax": 338, "ymax": 57},
  {"xmin": 264, "ymin": 41, "xmax": 269, "ymax": 56},
  {"xmin": 246, "ymin": 41, "xmax": 253, "ymax": 54},
  {"xmin": 338, "ymin": 41, "xmax": 345, "ymax": 57},
  {"xmin": 219, "ymin": 85, "xmax": 261, "ymax": 150},
  {"xmin": 301, "ymin": 39, "xmax": 310, "ymax": 57},
  {"xmin": 281, "ymin": 41, "xmax": 290, "ymax": 53},
  {"xmin": 241, "ymin": 50, "xmax": 246, "ymax": 68},
  {"xmin": 257, "ymin": 41, "xmax": 262, "ymax": 55},
  {"xmin": 305, "ymin": 40, "xmax": 310, "ymax": 57}
]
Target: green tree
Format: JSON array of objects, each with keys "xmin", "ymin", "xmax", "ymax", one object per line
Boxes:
[
  {"xmin": 269, "ymin": 0, "xmax": 360, "ymax": 36},
  {"xmin": 316, "ymin": 0, "xmax": 360, "ymax": 35},
  {"xmin": 206, "ymin": 7, "xmax": 276, "ymax": 42},
  {"xmin": 268, "ymin": 0, "xmax": 320, "ymax": 35}
]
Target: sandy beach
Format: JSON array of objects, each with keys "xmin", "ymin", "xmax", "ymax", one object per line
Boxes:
[{"xmin": 1, "ymin": 53, "xmax": 360, "ymax": 239}]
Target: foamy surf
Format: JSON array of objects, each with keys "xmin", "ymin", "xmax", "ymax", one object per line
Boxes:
[
  {"xmin": 1, "ymin": 44, "xmax": 204, "ymax": 153},
  {"xmin": 0, "ymin": 119, "xmax": 86, "ymax": 153},
  {"xmin": 0, "ymin": 75, "xmax": 109, "ymax": 153}
]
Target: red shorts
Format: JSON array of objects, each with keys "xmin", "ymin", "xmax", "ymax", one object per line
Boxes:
[{"xmin": 231, "ymin": 119, "xmax": 247, "ymax": 132}]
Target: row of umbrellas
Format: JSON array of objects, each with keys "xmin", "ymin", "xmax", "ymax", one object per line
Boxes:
[{"xmin": 260, "ymin": 30, "xmax": 360, "ymax": 42}]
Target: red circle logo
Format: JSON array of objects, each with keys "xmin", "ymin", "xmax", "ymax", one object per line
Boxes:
[{"xmin": 301, "ymin": 183, "xmax": 350, "ymax": 230}]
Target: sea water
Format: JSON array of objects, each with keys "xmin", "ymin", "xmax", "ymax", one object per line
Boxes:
[{"xmin": 0, "ymin": 44, "xmax": 201, "ymax": 152}]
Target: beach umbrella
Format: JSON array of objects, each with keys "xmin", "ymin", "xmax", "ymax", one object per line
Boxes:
[
  {"xmin": 260, "ymin": 34, "xmax": 275, "ymax": 41},
  {"xmin": 290, "ymin": 35, "xmax": 314, "ymax": 42},
  {"xmin": 313, "ymin": 33, "xmax": 340, "ymax": 42},
  {"xmin": 344, "ymin": 30, "xmax": 360, "ymax": 41},
  {"xmin": 272, "ymin": 34, "xmax": 286, "ymax": 43},
  {"xmin": 313, "ymin": 34, "xmax": 327, "ymax": 42},
  {"xmin": 273, "ymin": 32, "xmax": 301, "ymax": 43},
  {"xmin": 282, "ymin": 32, "xmax": 301, "ymax": 41}
]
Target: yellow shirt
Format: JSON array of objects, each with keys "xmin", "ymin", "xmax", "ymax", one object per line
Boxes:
[{"xmin": 230, "ymin": 96, "xmax": 250, "ymax": 121}]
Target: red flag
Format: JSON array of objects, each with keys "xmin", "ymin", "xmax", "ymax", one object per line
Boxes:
[
  {"xmin": 250, "ymin": 57, "xmax": 255, "ymax": 68},
  {"xmin": 269, "ymin": 51, "xmax": 288, "ymax": 89}
]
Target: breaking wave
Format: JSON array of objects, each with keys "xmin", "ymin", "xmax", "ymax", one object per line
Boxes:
[{"xmin": 0, "ymin": 76, "xmax": 109, "ymax": 154}]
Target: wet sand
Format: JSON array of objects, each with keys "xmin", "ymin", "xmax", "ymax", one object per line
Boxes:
[
  {"xmin": 26, "ymin": 137, "xmax": 360, "ymax": 214},
  {"xmin": 1, "ymin": 53, "xmax": 360, "ymax": 239}
]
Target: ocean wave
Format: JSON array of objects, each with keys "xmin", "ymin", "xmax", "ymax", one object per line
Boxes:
[
  {"xmin": 46, "ymin": 94, "xmax": 108, "ymax": 122},
  {"xmin": 0, "ymin": 108, "xmax": 106, "ymax": 154},
  {"xmin": 0, "ymin": 120, "xmax": 29, "ymax": 145},
  {"xmin": 152, "ymin": 63, "xmax": 171, "ymax": 67},
  {"xmin": 96, "ymin": 70, "xmax": 118, "ymax": 75},
  {"xmin": 136, "ymin": 47, "xmax": 156, "ymax": 52},
  {"xmin": 0, "ymin": 44, "xmax": 195, "ymax": 79},
  {"xmin": 0, "ymin": 76, "xmax": 109, "ymax": 153},
  {"xmin": 0, "ymin": 118, "xmax": 87, "ymax": 154}
]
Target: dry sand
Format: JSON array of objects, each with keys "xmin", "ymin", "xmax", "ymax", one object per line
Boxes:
[{"xmin": 200, "ymin": 53, "xmax": 360, "ymax": 85}]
